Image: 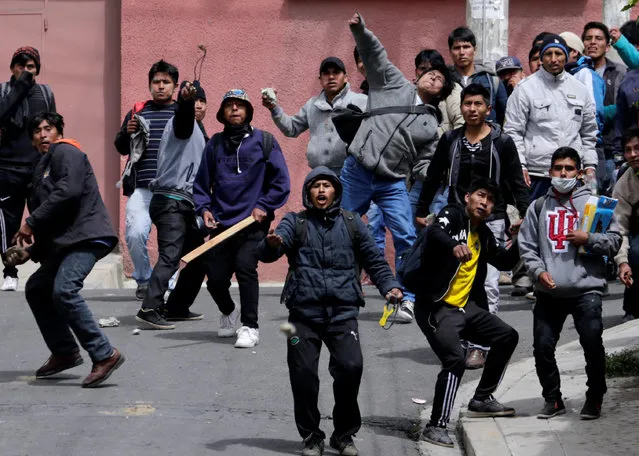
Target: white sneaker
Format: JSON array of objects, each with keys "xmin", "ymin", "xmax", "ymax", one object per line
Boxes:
[
  {"xmin": 1, "ymin": 276, "xmax": 18, "ymax": 291},
  {"xmin": 234, "ymin": 326, "xmax": 259, "ymax": 348},
  {"xmin": 218, "ymin": 305, "xmax": 240, "ymax": 338},
  {"xmin": 395, "ymin": 300, "xmax": 414, "ymax": 323},
  {"xmin": 525, "ymin": 291, "xmax": 536, "ymax": 301}
]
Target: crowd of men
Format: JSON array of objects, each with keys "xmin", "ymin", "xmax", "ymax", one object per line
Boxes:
[{"xmin": 1, "ymin": 10, "xmax": 639, "ymax": 456}]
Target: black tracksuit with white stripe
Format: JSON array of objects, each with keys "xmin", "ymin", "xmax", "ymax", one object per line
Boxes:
[{"xmin": 414, "ymin": 204, "xmax": 519, "ymax": 428}]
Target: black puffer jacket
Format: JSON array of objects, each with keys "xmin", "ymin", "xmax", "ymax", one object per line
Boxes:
[{"xmin": 258, "ymin": 167, "xmax": 398, "ymax": 320}]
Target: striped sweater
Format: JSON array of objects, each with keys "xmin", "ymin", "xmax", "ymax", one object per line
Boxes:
[{"xmin": 115, "ymin": 101, "xmax": 178, "ymax": 188}]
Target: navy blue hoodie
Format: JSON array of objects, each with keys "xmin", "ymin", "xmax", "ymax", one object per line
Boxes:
[{"xmin": 193, "ymin": 128, "xmax": 290, "ymax": 226}]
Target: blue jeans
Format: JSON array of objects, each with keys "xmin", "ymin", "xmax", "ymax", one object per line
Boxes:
[
  {"xmin": 340, "ymin": 156, "xmax": 416, "ymax": 302},
  {"xmin": 125, "ymin": 188, "xmax": 153, "ymax": 284},
  {"xmin": 25, "ymin": 243, "xmax": 114, "ymax": 363},
  {"xmin": 408, "ymin": 180, "xmax": 449, "ymax": 220},
  {"xmin": 366, "ymin": 202, "xmax": 386, "ymax": 254}
]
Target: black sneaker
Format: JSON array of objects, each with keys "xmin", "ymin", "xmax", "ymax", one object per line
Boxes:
[
  {"xmin": 580, "ymin": 397, "xmax": 602, "ymax": 420},
  {"xmin": 135, "ymin": 282, "xmax": 148, "ymax": 300},
  {"xmin": 421, "ymin": 424, "xmax": 454, "ymax": 448},
  {"xmin": 135, "ymin": 308, "xmax": 175, "ymax": 330},
  {"xmin": 165, "ymin": 311, "xmax": 204, "ymax": 321},
  {"xmin": 537, "ymin": 398, "xmax": 566, "ymax": 419},
  {"xmin": 467, "ymin": 395, "xmax": 516, "ymax": 417},
  {"xmin": 301, "ymin": 436, "xmax": 324, "ymax": 456},
  {"xmin": 329, "ymin": 434, "xmax": 358, "ymax": 455}
]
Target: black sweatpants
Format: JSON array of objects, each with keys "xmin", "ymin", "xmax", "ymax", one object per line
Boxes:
[
  {"xmin": 287, "ymin": 316, "xmax": 363, "ymax": 441},
  {"xmin": 0, "ymin": 168, "xmax": 30, "ymax": 279},
  {"xmin": 142, "ymin": 195, "xmax": 205, "ymax": 312},
  {"xmin": 201, "ymin": 222, "xmax": 268, "ymax": 329},
  {"xmin": 533, "ymin": 292, "xmax": 606, "ymax": 402},
  {"xmin": 414, "ymin": 300, "xmax": 519, "ymax": 428}
]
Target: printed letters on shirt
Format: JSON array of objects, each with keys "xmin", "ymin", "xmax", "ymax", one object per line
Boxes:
[{"xmin": 546, "ymin": 208, "xmax": 579, "ymax": 252}]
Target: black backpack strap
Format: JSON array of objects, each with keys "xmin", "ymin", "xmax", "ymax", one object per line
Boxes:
[
  {"xmin": 294, "ymin": 210, "xmax": 308, "ymax": 246},
  {"xmin": 340, "ymin": 209, "xmax": 360, "ymax": 247},
  {"xmin": 262, "ymin": 130, "xmax": 274, "ymax": 163},
  {"xmin": 341, "ymin": 209, "xmax": 362, "ymax": 281},
  {"xmin": 39, "ymin": 84, "xmax": 54, "ymax": 112},
  {"xmin": 534, "ymin": 196, "xmax": 546, "ymax": 218}
]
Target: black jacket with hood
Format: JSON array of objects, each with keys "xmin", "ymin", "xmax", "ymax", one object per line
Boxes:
[
  {"xmin": 25, "ymin": 140, "xmax": 117, "ymax": 262},
  {"xmin": 257, "ymin": 166, "xmax": 399, "ymax": 322},
  {"xmin": 416, "ymin": 123, "xmax": 529, "ymax": 220},
  {"xmin": 416, "ymin": 203, "xmax": 519, "ymax": 309}
]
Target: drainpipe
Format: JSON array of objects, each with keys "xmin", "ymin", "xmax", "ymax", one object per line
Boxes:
[{"xmin": 466, "ymin": 0, "xmax": 509, "ymax": 66}]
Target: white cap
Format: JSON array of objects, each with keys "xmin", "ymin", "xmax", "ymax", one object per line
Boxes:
[{"xmin": 559, "ymin": 31, "xmax": 585, "ymax": 54}]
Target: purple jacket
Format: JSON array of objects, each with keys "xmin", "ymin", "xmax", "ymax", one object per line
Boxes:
[{"xmin": 193, "ymin": 128, "xmax": 290, "ymax": 227}]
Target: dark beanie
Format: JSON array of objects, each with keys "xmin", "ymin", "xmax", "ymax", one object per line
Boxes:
[
  {"xmin": 178, "ymin": 80, "xmax": 207, "ymax": 102},
  {"xmin": 11, "ymin": 46, "xmax": 41, "ymax": 75},
  {"xmin": 539, "ymin": 34, "xmax": 569, "ymax": 59},
  {"xmin": 193, "ymin": 80, "xmax": 206, "ymax": 101}
]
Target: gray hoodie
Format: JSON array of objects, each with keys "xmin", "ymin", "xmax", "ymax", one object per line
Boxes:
[
  {"xmin": 518, "ymin": 185, "xmax": 621, "ymax": 298},
  {"xmin": 348, "ymin": 16, "xmax": 439, "ymax": 180},
  {"xmin": 271, "ymin": 83, "xmax": 367, "ymax": 173}
]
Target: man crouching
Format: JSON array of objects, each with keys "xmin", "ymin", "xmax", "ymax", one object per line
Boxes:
[
  {"xmin": 258, "ymin": 167, "xmax": 402, "ymax": 456},
  {"xmin": 415, "ymin": 177, "xmax": 520, "ymax": 448},
  {"xmin": 4, "ymin": 112, "xmax": 124, "ymax": 388}
]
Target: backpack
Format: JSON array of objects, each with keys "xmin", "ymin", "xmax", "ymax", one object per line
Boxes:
[
  {"xmin": 397, "ymin": 226, "xmax": 430, "ymax": 295},
  {"xmin": 0, "ymin": 82, "xmax": 54, "ymax": 112}
]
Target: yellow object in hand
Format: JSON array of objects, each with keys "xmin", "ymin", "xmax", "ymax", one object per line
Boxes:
[{"xmin": 379, "ymin": 303, "xmax": 397, "ymax": 328}]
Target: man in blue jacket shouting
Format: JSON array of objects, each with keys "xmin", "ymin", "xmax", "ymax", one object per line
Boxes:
[
  {"xmin": 258, "ymin": 167, "xmax": 402, "ymax": 456},
  {"xmin": 194, "ymin": 89, "xmax": 290, "ymax": 349}
]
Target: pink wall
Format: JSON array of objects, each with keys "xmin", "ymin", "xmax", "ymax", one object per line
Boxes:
[
  {"xmin": 120, "ymin": 0, "xmax": 465, "ymax": 281},
  {"xmin": 121, "ymin": 0, "xmax": 626, "ymax": 281}
]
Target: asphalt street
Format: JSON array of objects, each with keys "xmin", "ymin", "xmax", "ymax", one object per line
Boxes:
[{"xmin": 0, "ymin": 283, "xmax": 627, "ymax": 456}]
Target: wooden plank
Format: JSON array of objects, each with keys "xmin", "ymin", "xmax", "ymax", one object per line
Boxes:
[{"xmin": 180, "ymin": 216, "xmax": 256, "ymax": 264}]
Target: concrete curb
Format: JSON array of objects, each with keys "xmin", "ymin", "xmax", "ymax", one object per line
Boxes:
[{"xmin": 456, "ymin": 319, "xmax": 639, "ymax": 456}]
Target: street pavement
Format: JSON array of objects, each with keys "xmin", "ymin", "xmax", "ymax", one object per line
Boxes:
[{"xmin": 0, "ymin": 283, "xmax": 628, "ymax": 456}]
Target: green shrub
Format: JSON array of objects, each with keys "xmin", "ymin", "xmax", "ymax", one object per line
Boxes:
[{"xmin": 605, "ymin": 349, "xmax": 639, "ymax": 378}]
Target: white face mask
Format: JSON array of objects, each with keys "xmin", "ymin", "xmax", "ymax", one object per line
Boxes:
[{"xmin": 551, "ymin": 177, "xmax": 577, "ymax": 194}]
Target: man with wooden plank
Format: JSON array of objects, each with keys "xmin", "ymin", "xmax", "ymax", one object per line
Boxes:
[{"xmin": 192, "ymin": 89, "xmax": 290, "ymax": 348}]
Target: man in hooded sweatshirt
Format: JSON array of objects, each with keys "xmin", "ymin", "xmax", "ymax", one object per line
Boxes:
[
  {"xmin": 262, "ymin": 56, "xmax": 367, "ymax": 176},
  {"xmin": 194, "ymin": 89, "xmax": 290, "ymax": 349},
  {"xmin": 343, "ymin": 12, "xmax": 454, "ymax": 323},
  {"xmin": 5, "ymin": 112, "xmax": 124, "ymax": 388},
  {"xmin": 258, "ymin": 166, "xmax": 402, "ymax": 456},
  {"xmin": 518, "ymin": 147, "xmax": 621, "ymax": 421}
]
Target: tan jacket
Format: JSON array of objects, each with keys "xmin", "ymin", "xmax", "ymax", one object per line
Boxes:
[
  {"xmin": 438, "ymin": 82, "xmax": 464, "ymax": 136},
  {"xmin": 612, "ymin": 167, "xmax": 639, "ymax": 265}
]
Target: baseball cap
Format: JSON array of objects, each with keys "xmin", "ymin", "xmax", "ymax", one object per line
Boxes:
[
  {"xmin": 319, "ymin": 57, "xmax": 346, "ymax": 74},
  {"xmin": 559, "ymin": 31, "xmax": 585, "ymax": 54},
  {"xmin": 495, "ymin": 56, "xmax": 523, "ymax": 74}
]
